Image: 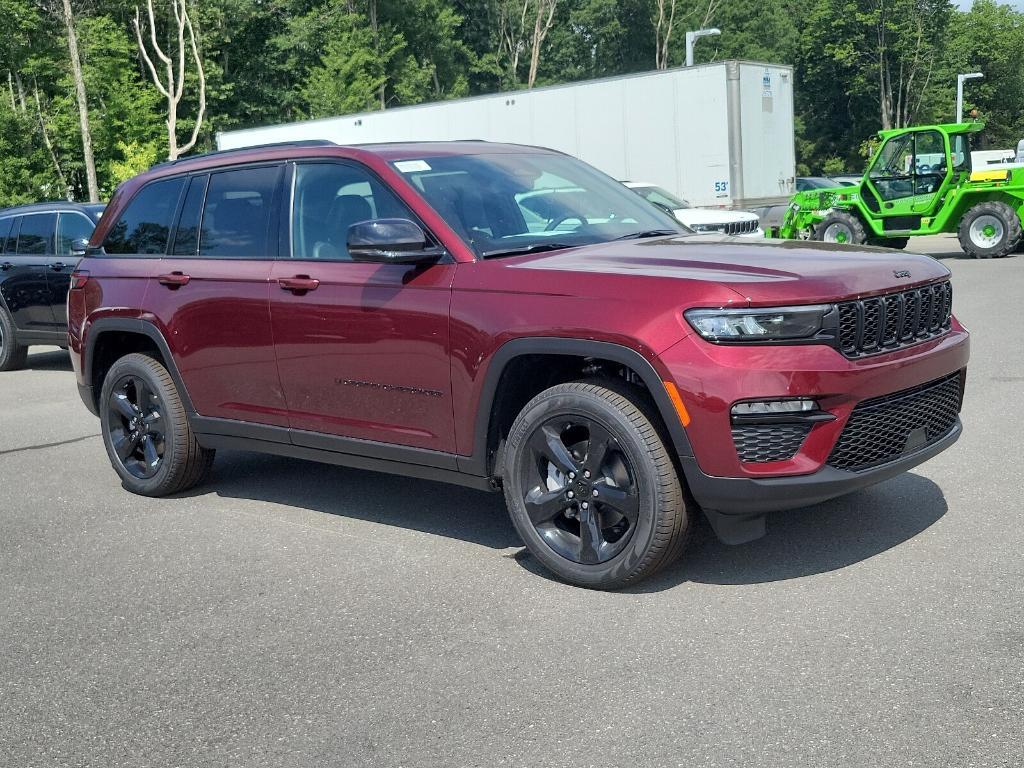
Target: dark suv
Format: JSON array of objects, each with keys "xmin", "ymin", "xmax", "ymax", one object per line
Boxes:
[
  {"xmin": 70, "ymin": 142, "xmax": 969, "ymax": 588},
  {"xmin": 0, "ymin": 202, "xmax": 104, "ymax": 370}
]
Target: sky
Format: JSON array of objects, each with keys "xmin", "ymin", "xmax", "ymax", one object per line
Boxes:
[{"xmin": 956, "ymin": 0, "xmax": 1024, "ymax": 8}]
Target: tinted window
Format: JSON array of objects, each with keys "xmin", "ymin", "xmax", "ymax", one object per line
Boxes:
[
  {"xmin": 199, "ymin": 166, "xmax": 279, "ymax": 258},
  {"xmin": 291, "ymin": 163, "xmax": 415, "ymax": 261},
  {"xmin": 104, "ymin": 177, "xmax": 185, "ymax": 255},
  {"xmin": 16, "ymin": 213, "xmax": 56, "ymax": 255},
  {"xmin": 56, "ymin": 212, "xmax": 95, "ymax": 256},
  {"xmin": 0, "ymin": 218, "xmax": 12, "ymax": 253},
  {"xmin": 172, "ymin": 175, "xmax": 208, "ymax": 256}
]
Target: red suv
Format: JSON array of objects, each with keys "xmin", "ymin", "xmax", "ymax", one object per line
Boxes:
[{"xmin": 69, "ymin": 142, "xmax": 969, "ymax": 589}]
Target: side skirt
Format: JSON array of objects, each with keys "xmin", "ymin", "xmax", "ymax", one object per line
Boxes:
[{"xmin": 191, "ymin": 416, "xmax": 496, "ymax": 492}]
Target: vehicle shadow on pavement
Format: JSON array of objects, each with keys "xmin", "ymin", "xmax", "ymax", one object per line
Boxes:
[
  {"xmin": 627, "ymin": 471, "xmax": 948, "ymax": 591},
  {"xmin": 22, "ymin": 349, "xmax": 72, "ymax": 371},
  {"xmin": 200, "ymin": 451, "xmax": 946, "ymax": 591},
  {"xmin": 200, "ymin": 450, "xmax": 519, "ymax": 550}
]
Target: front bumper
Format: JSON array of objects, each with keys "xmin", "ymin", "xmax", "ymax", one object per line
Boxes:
[
  {"xmin": 657, "ymin": 321, "xmax": 969, "ymax": 540},
  {"xmin": 682, "ymin": 419, "xmax": 961, "ymax": 543}
]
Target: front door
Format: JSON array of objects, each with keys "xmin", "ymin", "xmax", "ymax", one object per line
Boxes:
[
  {"xmin": 50, "ymin": 211, "xmax": 97, "ymax": 327},
  {"xmin": 865, "ymin": 130, "xmax": 951, "ymax": 223},
  {"xmin": 0, "ymin": 213, "xmax": 59, "ymax": 332},
  {"xmin": 269, "ymin": 160, "xmax": 456, "ymax": 453}
]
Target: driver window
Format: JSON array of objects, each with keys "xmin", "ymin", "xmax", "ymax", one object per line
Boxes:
[
  {"xmin": 291, "ymin": 163, "xmax": 414, "ymax": 261},
  {"xmin": 870, "ymin": 131, "xmax": 946, "ymax": 201}
]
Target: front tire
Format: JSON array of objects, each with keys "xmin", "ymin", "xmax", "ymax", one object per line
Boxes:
[
  {"xmin": 958, "ymin": 201, "xmax": 1022, "ymax": 258},
  {"xmin": 99, "ymin": 353, "xmax": 214, "ymax": 497},
  {"xmin": 814, "ymin": 210, "xmax": 867, "ymax": 245},
  {"xmin": 0, "ymin": 306, "xmax": 28, "ymax": 372},
  {"xmin": 502, "ymin": 381, "xmax": 690, "ymax": 589}
]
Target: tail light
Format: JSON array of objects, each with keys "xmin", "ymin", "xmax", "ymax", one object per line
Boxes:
[{"xmin": 70, "ymin": 270, "xmax": 90, "ymax": 289}]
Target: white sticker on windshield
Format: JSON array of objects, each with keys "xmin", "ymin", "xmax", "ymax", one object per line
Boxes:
[{"xmin": 395, "ymin": 160, "xmax": 432, "ymax": 173}]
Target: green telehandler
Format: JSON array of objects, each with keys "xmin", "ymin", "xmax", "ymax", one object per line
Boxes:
[{"xmin": 775, "ymin": 122, "xmax": 1024, "ymax": 257}]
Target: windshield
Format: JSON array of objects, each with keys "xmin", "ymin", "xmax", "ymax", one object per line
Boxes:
[
  {"xmin": 632, "ymin": 185, "xmax": 691, "ymax": 210},
  {"xmin": 392, "ymin": 152, "xmax": 685, "ymax": 258}
]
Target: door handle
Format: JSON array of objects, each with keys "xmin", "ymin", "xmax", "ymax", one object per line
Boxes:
[
  {"xmin": 278, "ymin": 276, "xmax": 320, "ymax": 294},
  {"xmin": 50, "ymin": 262, "xmax": 67, "ymax": 271},
  {"xmin": 0, "ymin": 262, "xmax": 12, "ymax": 271},
  {"xmin": 157, "ymin": 271, "xmax": 191, "ymax": 288}
]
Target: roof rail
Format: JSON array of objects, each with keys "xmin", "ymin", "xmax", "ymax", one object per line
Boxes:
[{"xmin": 150, "ymin": 139, "xmax": 337, "ymax": 170}]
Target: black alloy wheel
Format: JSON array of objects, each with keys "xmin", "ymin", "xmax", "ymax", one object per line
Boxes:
[
  {"xmin": 105, "ymin": 373, "xmax": 166, "ymax": 479},
  {"xmin": 502, "ymin": 380, "xmax": 690, "ymax": 589},
  {"xmin": 99, "ymin": 353, "xmax": 214, "ymax": 496},
  {"xmin": 520, "ymin": 416, "xmax": 640, "ymax": 564}
]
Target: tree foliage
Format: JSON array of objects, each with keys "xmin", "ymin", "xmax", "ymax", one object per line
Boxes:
[{"xmin": 1, "ymin": 0, "xmax": 1023, "ymax": 205}]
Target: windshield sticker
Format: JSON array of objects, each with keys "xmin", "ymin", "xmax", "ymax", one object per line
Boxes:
[{"xmin": 395, "ymin": 160, "xmax": 432, "ymax": 173}]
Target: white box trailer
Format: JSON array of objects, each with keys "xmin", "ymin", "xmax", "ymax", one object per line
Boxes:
[{"xmin": 217, "ymin": 60, "xmax": 796, "ymax": 210}]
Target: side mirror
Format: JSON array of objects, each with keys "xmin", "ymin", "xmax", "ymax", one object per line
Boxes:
[
  {"xmin": 347, "ymin": 219, "xmax": 443, "ymax": 264},
  {"xmin": 71, "ymin": 238, "xmax": 90, "ymax": 257}
]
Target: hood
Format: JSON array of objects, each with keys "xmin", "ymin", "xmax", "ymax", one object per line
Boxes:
[
  {"xmin": 674, "ymin": 208, "xmax": 759, "ymax": 226},
  {"xmin": 508, "ymin": 234, "xmax": 950, "ymax": 306}
]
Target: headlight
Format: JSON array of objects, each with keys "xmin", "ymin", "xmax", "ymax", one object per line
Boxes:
[{"xmin": 684, "ymin": 305, "xmax": 831, "ymax": 342}]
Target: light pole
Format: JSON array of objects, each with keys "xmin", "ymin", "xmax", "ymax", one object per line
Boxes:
[
  {"xmin": 956, "ymin": 72, "xmax": 983, "ymax": 123},
  {"xmin": 685, "ymin": 28, "xmax": 721, "ymax": 67}
]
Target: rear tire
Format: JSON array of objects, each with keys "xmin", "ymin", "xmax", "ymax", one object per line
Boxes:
[
  {"xmin": 99, "ymin": 353, "xmax": 214, "ymax": 497},
  {"xmin": 0, "ymin": 306, "xmax": 28, "ymax": 372},
  {"xmin": 814, "ymin": 210, "xmax": 867, "ymax": 245},
  {"xmin": 501, "ymin": 380, "xmax": 690, "ymax": 590},
  {"xmin": 957, "ymin": 201, "xmax": 1022, "ymax": 258}
]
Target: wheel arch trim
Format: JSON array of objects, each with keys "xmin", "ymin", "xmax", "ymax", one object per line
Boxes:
[
  {"xmin": 459, "ymin": 337, "xmax": 695, "ymax": 477},
  {"xmin": 84, "ymin": 317, "xmax": 195, "ymax": 414}
]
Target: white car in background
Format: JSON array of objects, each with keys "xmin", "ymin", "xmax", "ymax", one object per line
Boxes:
[{"xmin": 623, "ymin": 181, "xmax": 763, "ymax": 238}]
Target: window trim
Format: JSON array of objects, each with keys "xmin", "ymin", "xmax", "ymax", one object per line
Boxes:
[{"xmin": 286, "ymin": 158, "xmax": 450, "ymax": 264}]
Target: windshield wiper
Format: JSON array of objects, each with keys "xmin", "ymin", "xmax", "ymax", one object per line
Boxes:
[
  {"xmin": 480, "ymin": 242, "xmax": 576, "ymax": 259},
  {"xmin": 612, "ymin": 229, "xmax": 679, "ymax": 241}
]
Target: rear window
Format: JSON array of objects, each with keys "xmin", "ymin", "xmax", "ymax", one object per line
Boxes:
[
  {"xmin": 198, "ymin": 166, "xmax": 279, "ymax": 258},
  {"xmin": 0, "ymin": 218, "xmax": 13, "ymax": 253},
  {"xmin": 16, "ymin": 213, "xmax": 56, "ymax": 255},
  {"xmin": 103, "ymin": 177, "xmax": 185, "ymax": 255}
]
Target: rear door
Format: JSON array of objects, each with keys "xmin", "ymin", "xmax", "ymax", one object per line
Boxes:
[
  {"xmin": 51, "ymin": 211, "xmax": 96, "ymax": 327},
  {"xmin": 269, "ymin": 160, "xmax": 456, "ymax": 452},
  {"xmin": 0, "ymin": 213, "xmax": 59, "ymax": 332},
  {"xmin": 147, "ymin": 164, "xmax": 289, "ymax": 427}
]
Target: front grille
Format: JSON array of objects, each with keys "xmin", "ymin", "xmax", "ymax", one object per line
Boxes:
[
  {"xmin": 837, "ymin": 281, "xmax": 952, "ymax": 357},
  {"xmin": 827, "ymin": 373, "xmax": 962, "ymax": 471},
  {"xmin": 719, "ymin": 219, "xmax": 759, "ymax": 236},
  {"xmin": 732, "ymin": 423, "xmax": 811, "ymax": 463}
]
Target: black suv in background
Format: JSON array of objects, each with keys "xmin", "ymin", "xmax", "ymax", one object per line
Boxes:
[{"xmin": 0, "ymin": 202, "xmax": 104, "ymax": 371}]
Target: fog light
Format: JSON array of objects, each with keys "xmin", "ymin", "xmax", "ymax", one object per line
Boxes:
[{"xmin": 731, "ymin": 399, "xmax": 818, "ymax": 416}]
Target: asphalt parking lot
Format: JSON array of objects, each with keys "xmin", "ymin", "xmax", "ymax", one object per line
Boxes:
[{"xmin": 1, "ymin": 234, "xmax": 1021, "ymax": 767}]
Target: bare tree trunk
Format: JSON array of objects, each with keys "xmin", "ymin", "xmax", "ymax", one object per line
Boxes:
[
  {"xmin": 61, "ymin": 0, "xmax": 99, "ymax": 202},
  {"xmin": 14, "ymin": 71, "xmax": 28, "ymax": 113},
  {"xmin": 527, "ymin": 0, "xmax": 556, "ymax": 88},
  {"xmin": 133, "ymin": 0, "xmax": 206, "ymax": 160},
  {"xmin": 7, "ymin": 72, "xmax": 15, "ymax": 111},
  {"xmin": 33, "ymin": 83, "xmax": 71, "ymax": 200},
  {"xmin": 654, "ymin": 0, "xmax": 677, "ymax": 70}
]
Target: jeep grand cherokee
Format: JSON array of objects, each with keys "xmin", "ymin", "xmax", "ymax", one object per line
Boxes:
[{"xmin": 69, "ymin": 141, "xmax": 969, "ymax": 589}]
